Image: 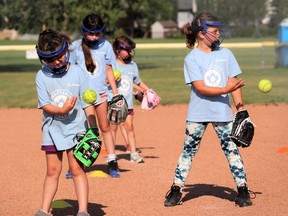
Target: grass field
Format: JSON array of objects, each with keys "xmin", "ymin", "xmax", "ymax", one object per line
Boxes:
[{"xmin": 0, "ymin": 38, "xmax": 287, "ymax": 108}]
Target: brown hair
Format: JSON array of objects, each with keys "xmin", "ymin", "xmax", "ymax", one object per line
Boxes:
[
  {"xmin": 112, "ymin": 35, "xmax": 136, "ymax": 56},
  {"xmin": 82, "ymin": 39, "xmax": 95, "ymax": 73},
  {"xmin": 37, "ymin": 29, "xmax": 70, "ymax": 63}
]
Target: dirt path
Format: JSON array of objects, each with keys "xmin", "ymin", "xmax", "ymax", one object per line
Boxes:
[{"xmin": 0, "ymin": 104, "xmax": 287, "ymax": 216}]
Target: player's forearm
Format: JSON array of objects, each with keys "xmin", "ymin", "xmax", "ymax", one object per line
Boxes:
[
  {"xmin": 138, "ymin": 81, "xmax": 149, "ymax": 91},
  {"xmin": 231, "ymin": 89, "xmax": 244, "ymax": 111},
  {"xmin": 106, "ymin": 67, "xmax": 119, "ymax": 95}
]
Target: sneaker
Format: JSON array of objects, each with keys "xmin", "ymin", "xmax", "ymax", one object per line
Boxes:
[
  {"xmin": 77, "ymin": 212, "xmax": 90, "ymax": 216},
  {"xmin": 108, "ymin": 160, "xmax": 120, "ymax": 178},
  {"xmin": 235, "ymin": 185, "xmax": 253, "ymax": 207},
  {"xmin": 164, "ymin": 185, "xmax": 183, "ymax": 207},
  {"xmin": 126, "ymin": 145, "xmax": 142, "ymax": 153},
  {"xmin": 65, "ymin": 170, "xmax": 72, "ymax": 179},
  {"xmin": 130, "ymin": 152, "xmax": 144, "ymax": 163},
  {"xmin": 34, "ymin": 209, "xmax": 52, "ymax": 216}
]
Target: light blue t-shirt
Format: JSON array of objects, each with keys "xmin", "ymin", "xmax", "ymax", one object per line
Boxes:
[
  {"xmin": 36, "ymin": 64, "xmax": 100, "ymax": 151},
  {"xmin": 69, "ymin": 38, "xmax": 116, "ymax": 94},
  {"xmin": 184, "ymin": 47, "xmax": 241, "ymax": 122},
  {"xmin": 108, "ymin": 61, "xmax": 141, "ymax": 109}
]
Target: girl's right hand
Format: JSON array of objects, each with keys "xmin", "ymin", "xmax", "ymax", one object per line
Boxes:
[
  {"xmin": 62, "ymin": 96, "xmax": 77, "ymax": 113},
  {"xmin": 225, "ymin": 77, "xmax": 245, "ymax": 93}
]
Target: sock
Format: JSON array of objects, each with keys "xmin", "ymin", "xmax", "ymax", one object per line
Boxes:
[{"xmin": 107, "ymin": 154, "xmax": 116, "ymax": 162}]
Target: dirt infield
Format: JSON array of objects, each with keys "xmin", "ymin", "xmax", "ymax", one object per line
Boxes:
[{"xmin": 0, "ymin": 104, "xmax": 287, "ymax": 216}]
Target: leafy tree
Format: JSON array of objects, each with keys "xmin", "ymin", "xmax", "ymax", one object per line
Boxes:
[
  {"xmin": 2, "ymin": 0, "xmax": 288, "ymax": 38},
  {"xmin": 0, "ymin": 0, "xmax": 175, "ymax": 38},
  {"xmin": 269, "ymin": 0, "xmax": 288, "ymax": 30},
  {"xmin": 197, "ymin": 0, "xmax": 268, "ymax": 37}
]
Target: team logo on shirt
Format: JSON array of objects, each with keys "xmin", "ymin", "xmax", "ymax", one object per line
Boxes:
[
  {"xmin": 119, "ymin": 75, "xmax": 132, "ymax": 96},
  {"xmin": 51, "ymin": 89, "xmax": 73, "ymax": 120},
  {"xmin": 204, "ymin": 65, "xmax": 222, "ymax": 87}
]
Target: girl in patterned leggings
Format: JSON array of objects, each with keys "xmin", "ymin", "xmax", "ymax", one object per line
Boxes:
[{"xmin": 164, "ymin": 11, "xmax": 253, "ymax": 208}]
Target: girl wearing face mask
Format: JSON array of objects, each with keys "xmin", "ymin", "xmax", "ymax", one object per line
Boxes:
[
  {"xmin": 107, "ymin": 35, "xmax": 151, "ymax": 163},
  {"xmin": 164, "ymin": 11, "xmax": 254, "ymax": 208},
  {"xmin": 34, "ymin": 28, "xmax": 99, "ymax": 216},
  {"xmin": 69, "ymin": 13, "xmax": 120, "ymax": 178}
]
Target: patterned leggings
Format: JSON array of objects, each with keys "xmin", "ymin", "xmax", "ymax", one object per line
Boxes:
[{"xmin": 174, "ymin": 121, "xmax": 247, "ymax": 187}]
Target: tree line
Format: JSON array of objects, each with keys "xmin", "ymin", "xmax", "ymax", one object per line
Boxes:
[{"xmin": 1, "ymin": 0, "xmax": 288, "ymax": 38}]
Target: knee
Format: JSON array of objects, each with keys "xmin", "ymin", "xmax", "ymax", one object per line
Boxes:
[
  {"xmin": 46, "ymin": 165, "xmax": 61, "ymax": 177},
  {"xmin": 69, "ymin": 165, "xmax": 84, "ymax": 177},
  {"xmin": 99, "ymin": 122, "xmax": 110, "ymax": 133},
  {"xmin": 125, "ymin": 124, "xmax": 134, "ymax": 132}
]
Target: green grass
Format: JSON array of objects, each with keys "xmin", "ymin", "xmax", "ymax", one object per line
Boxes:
[
  {"xmin": 0, "ymin": 72, "xmax": 38, "ymax": 108},
  {"xmin": 0, "ymin": 40, "xmax": 287, "ymax": 108}
]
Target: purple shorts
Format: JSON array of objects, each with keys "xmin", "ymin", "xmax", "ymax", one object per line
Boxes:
[
  {"xmin": 128, "ymin": 109, "xmax": 134, "ymax": 115},
  {"xmin": 41, "ymin": 145, "xmax": 60, "ymax": 152}
]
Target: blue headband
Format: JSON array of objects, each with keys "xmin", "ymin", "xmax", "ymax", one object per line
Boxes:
[
  {"xmin": 36, "ymin": 40, "xmax": 67, "ymax": 59},
  {"xmin": 118, "ymin": 43, "xmax": 136, "ymax": 50},
  {"xmin": 81, "ymin": 23, "xmax": 106, "ymax": 33}
]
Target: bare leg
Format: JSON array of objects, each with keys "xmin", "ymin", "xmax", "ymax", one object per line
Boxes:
[
  {"xmin": 40, "ymin": 152, "xmax": 63, "ymax": 213},
  {"xmin": 95, "ymin": 101, "xmax": 115, "ymax": 155},
  {"xmin": 67, "ymin": 149, "xmax": 89, "ymax": 213}
]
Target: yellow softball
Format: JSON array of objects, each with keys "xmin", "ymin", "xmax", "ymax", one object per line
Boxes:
[
  {"xmin": 82, "ymin": 89, "xmax": 97, "ymax": 104},
  {"xmin": 258, "ymin": 79, "xmax": 272, "ymax": 93}
]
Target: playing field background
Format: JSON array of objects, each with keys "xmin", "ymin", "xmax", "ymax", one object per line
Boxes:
[{"xmin": 0, "ymin": 39, "xmax": 287, "ymax": 108}]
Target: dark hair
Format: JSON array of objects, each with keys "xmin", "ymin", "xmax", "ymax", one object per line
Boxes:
[
  {"xmin": 36, "ymin": 29, "xmax": 70, "ymax": 63},
  {"xmin": 112, "ymin": 35, "xmax": 136, "ymax": 55},
  {"xmin": 183, "ymin": 11, "xmax": 222, "ymax": 49},
  {"xmin": 81, "ymin": 13, "xmax": 106, "ymax": 73},
  {"xmin": 82, "ymin": 13, "xmax": 105, "ymax": 32}
]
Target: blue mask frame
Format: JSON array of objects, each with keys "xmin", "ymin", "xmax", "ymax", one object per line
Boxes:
[
  {"xmin": 198, "ymin": 20, "xmax": 224, "ymax": 51},
  {"xmin": 82, "ymin": 23, "xmax": 106, "ymax": 47},
  {"xmin": 201, "ymin": 20, "xmax": 224, "ymax": 34},
  {"xmin": 36, "ymin": 40, "xmax": 70, "ymax": 74}
]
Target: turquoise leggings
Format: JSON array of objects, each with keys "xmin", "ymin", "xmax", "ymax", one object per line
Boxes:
[{"xmin": 174, "ymin": 121, "xmax": 247, "ymax": 187}]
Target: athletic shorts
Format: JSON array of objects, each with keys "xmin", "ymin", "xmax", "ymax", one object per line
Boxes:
[
  {"xmin": 41, "ymin": 145, "xmax": 62, "ymax": 152},
  {"xmin": 95, "ymin": 92, "xmax": 108, "ymax": 106},
  {"xmin": 128, "ymin": 109, "xmax": 134, "ymax": 115}
]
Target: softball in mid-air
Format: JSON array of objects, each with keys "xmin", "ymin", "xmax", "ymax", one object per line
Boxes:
[
  {"xmin": 258, "ymin": 79, "xmax": 272, "ymax": 93},
  {"xmin": 113, "ymin": 70, "xmax": 122, "ymax": 80},
  {"xmin": 82, "ymin": 89, "xmax": 97, "ymax": 104}
]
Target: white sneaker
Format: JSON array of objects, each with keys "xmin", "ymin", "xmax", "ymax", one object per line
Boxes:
[
  {"xmin": 130, "ymin": 152, "xmax": 144, "ymax": 163},
  {"xmin": 34, "ymin": 209, "xmax": 52, "ymax": 216}
]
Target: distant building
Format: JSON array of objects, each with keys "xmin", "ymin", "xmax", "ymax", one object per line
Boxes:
[
  {"xmin": 177, "ymin": 0, "xmax": 197, "ymax": 29},
  {"xmin": 151, "ymin": 20, "xmax": 179, "ymax": 39},
  {"xmin": 0, "ymin": 29, "xmax": 18, "ymax": 40}
]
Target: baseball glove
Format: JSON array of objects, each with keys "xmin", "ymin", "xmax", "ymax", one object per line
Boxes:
[
  {"xmin": 107, "ymin": 94, "xmax": 128, "ymax": 124},
  {"xmin": 73, "ymin": 127, "xmax": 102, "ymax": 167},
  {"xmin": 141, "ymin": 89, "xmax": 161, "ymax": 110},
  {"xmin": 230, "ymin": 110, "xmax": 255, "ymax": 148}
]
